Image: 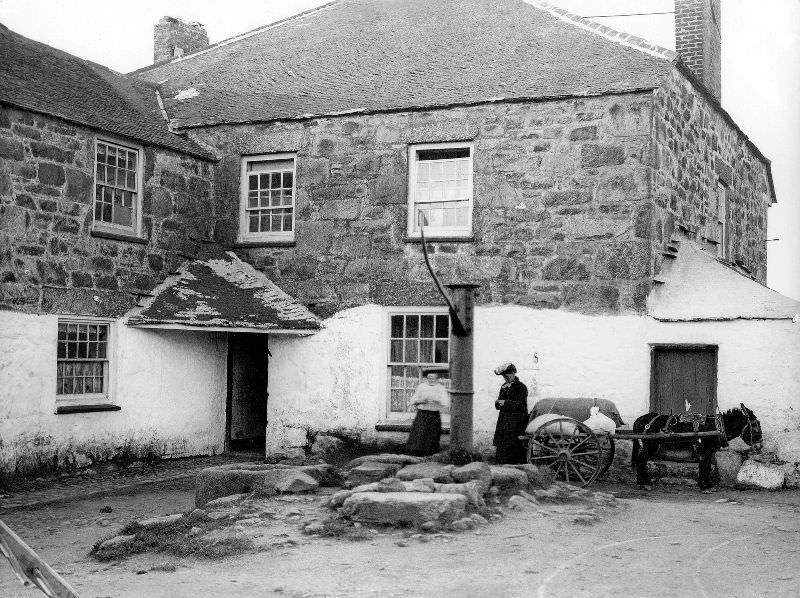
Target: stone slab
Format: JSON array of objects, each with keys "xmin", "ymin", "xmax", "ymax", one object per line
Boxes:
[
  {"xmin": 340, "ymin": 492, "xmax": 467, "ymax": 525},
  {"xmin": 344, "ymin": 462, "xmax": 402, "ymax": 488},
  {"xmin": 196, "ymin": 466, "xmax": 321, "ymax": 507},
  {"xmin": 345, "ymin": 454, "xmax": 423, "ymax": 469},
  {"xmin": 396, "ymin": 462, "xmax": 455, "ymax": 483},
  {"xmin": 736, "ymin": 460, "xmax": 785, "ymax": 491}
]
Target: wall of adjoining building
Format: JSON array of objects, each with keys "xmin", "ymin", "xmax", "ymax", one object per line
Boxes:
[
  {"xmin": 650, "ymin": 68, "xmax": 772, "ymax": 281},
  {"xmin": 266, "ymin": 305, "xmax": 799, "ymax": 460},
  {"xmin": 0, "ymin": 105, "xmax": 217, "ymax": 318},
  {"xmin": 193, "ymin": 93, "xmax": 660, "ymax": 318},
  {"xmin": 0, "ymin": 311, "xmax": 227, "ymax": 483}
]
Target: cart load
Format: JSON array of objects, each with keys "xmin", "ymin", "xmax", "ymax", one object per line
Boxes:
[{"xmin": 528, "ymin": 397, "xmax": 625, "ymax": 427}]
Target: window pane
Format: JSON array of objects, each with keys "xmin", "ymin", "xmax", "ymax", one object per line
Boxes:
[
  {"xmin": 270, "ymin": 172, "xmax": 281, "ymax": 188},
  {"xmin": 283, "ymin": 172, "xmax": 293, "ymax": 188},
  {"xmin": 420, "ymin": 315, "xmax": 434, "ymax": 338},
  {"xmin": 282, "ymin": 212, "xmax": 293, "ymax": 232},
  {"xmin": 435, "ymin": 315, "xmax": 449, "ymax": 338},
  {"xmin": 434, "ymin": 340, "xmax": 448, "ymax": 363},
  {"xmin": 249, "ymin": 215, "xmax": 259, "ymax": 233},
  {"xmin": 390, "ymin": 339, "xmax": 403, "ymax": 362},
  {"xmin": 114, "ymin": 204, "xmax": 133, "ymax": 227},
  {"xmin": 420, "ymin": 339, "xmax": 433, "ymax": 363},
  {"xmin": 405, "ymin": 315, "xmax": 419, "ymax": 338},
  {"xmin": 250, "ymin": 174, "xmax": 259, "ymax": 191},
  {"xmin": 390, "ymin": 315, "xmax": 403, "ymax": 338},
  {"xmin": 404, "ymin": 339, "xmax": 418, "ymax": 363}
]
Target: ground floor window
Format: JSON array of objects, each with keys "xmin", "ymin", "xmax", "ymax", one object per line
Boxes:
[
  {"xmin": 57, "ymin": 320, "xmax": 110, "ymax": 402},
  {"xmin": 387, "ymin": 311, "xmax": 450, "ymax": 417}
]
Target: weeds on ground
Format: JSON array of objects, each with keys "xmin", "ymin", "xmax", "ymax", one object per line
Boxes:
[
  {"xmin": 306, "ymin": 518, "xmax": 375, "ymax": 541},
  {"xmin": 90, "ymin": 517, "xmax": 254, "ymax": 561},
  {"xmin": 430, "ymin": 448, "xmax": 485, "ymax": 466}
]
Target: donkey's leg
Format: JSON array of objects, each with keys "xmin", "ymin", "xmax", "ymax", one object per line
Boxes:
[
  {"xmin": 635, "ymin": 440, "xmax": 654, "ymax": 489},
  {"xmin": 698, "ymin": 442, "xmax": 716, "ymax": 492}
]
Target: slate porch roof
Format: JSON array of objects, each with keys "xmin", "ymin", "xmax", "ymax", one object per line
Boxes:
[
  {"xmin": 0, "ymin": 23, "xmax": 215, "ymax": 160},
  {"xmin": 647, "ymin": 242, "xmax": 800, "ymax": 322},
  {"xmin": 133, "ymin": 0, "xmax": 677, "ymax": 128},
  {"xmin": 127, "ymin": 251, "xmax": 322, "ymax": 333}
]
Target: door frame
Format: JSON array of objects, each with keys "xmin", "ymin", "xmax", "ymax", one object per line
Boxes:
[{"xmin": 648, "ymin": 344, "xmax": 719, "ymax": 413}]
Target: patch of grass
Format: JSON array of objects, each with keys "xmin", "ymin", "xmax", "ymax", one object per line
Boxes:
[
  {"xmin": 90, "ymin": 517, "xmax": 254, "ymax": 561},
  {"xmin": 430, "ymin": 448, "xmax": 485, "ymax": 466},
  {"xmin": 312, "ymin": 518, "xmax": 374, "ymax": 541}
]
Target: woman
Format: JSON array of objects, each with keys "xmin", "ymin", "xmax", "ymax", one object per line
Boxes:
[
  {"xmin": 493, "ymin": 362, "xmax": 529, "ymax": 464},
  {"xmin": 406, "ymin": 367, "xmax": 449, "ymax": 456}
]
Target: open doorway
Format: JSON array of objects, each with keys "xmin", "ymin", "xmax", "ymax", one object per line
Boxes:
[{"xmin": 226, "ymin": 333, "xmax": 269, "ymax": 451}]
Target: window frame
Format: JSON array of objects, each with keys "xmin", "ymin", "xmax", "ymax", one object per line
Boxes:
[
  {"xmin": 238, "ymin": 153, "xmax": 297, "ymax": 243},
  {"xmin": 716, "ymin": 181, "xmax": 728, "ymax": 260},
  {"xmin": 406, "ymin": 141, "xmax": 474, "ymax": 239},
  {"xmin": 385, "ymin": 307, "xmax": 451, "ymax": 421},
  {"xmin": 92, "ymin": 137, "xmax": 144, "ymax": 238},
  {"xmin": 55, "ymin": 317, "xmax": 115, "ymax": 408}
]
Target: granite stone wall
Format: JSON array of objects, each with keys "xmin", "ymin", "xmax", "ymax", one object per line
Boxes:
[
  {"xmin": 651, "ymin": 68, "xmax": 772, "ymax": 282},
  {"xmin": 194, "ymin": 93, "xmax": 659, "ymax": 318},
  {"xmin": 0, "ymin": 105, "xmax": 217, "ymax": 317}
]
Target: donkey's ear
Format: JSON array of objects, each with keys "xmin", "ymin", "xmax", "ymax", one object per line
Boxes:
[{"xmin": 740, "ymin": 402, "xmax": 746, "ymax": 410}]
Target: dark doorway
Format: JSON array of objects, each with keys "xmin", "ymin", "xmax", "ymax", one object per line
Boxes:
[
  {"xmin": 226, "ymin": 333, "xmax": 269, "ymax": 451},
  {"xmin": 650, "ymin": 345, "xmax": 718, "ymax": 415}
]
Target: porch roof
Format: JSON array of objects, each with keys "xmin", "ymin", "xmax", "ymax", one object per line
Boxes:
[
  {"xmin": 647, "ymin": 242, "xmax": 800, "ymax": 322},
  {"xmin": 126, "ymin": 251, "xmax": 322, "ymax": 334}
]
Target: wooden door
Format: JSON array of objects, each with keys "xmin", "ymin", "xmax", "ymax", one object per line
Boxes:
[
  {"xmin": 226, "ymin": 333, "xmax": 269, "ymax": 451},
  {"xmin": 650, "ymin": 346, "xmax": 717, "ymax": 415}
]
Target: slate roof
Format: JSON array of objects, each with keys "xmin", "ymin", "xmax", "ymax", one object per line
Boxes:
[
  {"xmin": 127, "ymin": 251, "xmax": 322, "ymax": 333},
  {"xmin": 0, "ymin": 23, "xmax": 215, "ymax": 160},
  {"xmin": 647, "ymin": 242, "xmax": 800, "ymax": 322},
  {"xmin": 134, "ymin": 0, "xmax": 677, "ymax": 128}
]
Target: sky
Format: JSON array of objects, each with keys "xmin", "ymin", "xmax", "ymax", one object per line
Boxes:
[{"xmin": 1, "ymin": 0, "xmax": 798, "ymax": 300}]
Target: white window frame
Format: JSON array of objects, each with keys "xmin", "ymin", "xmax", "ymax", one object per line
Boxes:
[
  {"xmin": 92, "ymin": 137, "xmax": 144, "ymax": 237},
  {"xmin": 407, "ymin": 141, "xmax": 474, "ymax": 239},
  {"xmin": 716, "ymin": 181, "xmax": 728, "ymax": 260},
  {"xmin": 55, "ymin": 317, "xmax": 115, "ymax": 407},
  {"xmin": 238, "ymin": 153, "xmax": 297, "ymax": 243},
  {"xmin": 385, "ymin": 307, "xmax": 451, "ymax": 421}
]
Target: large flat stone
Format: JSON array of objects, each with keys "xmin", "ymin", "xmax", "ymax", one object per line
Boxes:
[
  {"xmin": 340, "ymin": 492, "xmax": 467, "ymax": 525},
  {"xmin": 736, "ymin": 460, "xmax": 785, "ymax": 491},
  {"xmin": 715, "ymin": 449, "xmax": 743, "ymax": 487},
  {"xmin": 396, "ymin": 462, "xmax": 455, "ymax": 483},
  {"xmin": 435, "ymin": 480, "xmax": 485, "ymax": 508},
  {"xmin": 345, "ymin": 462, "xmax": 402, "ymax": 488},
  {"xmin": 451, "ymin": 462, "xmax": 492, "ymax": 492},
  {"xmin": 490, "ymin": 466, "xmax": 529, "ymax": 490},
  {"xmin": 345, "ymin": 454, "xmax": 423, "ymax": 469},
  {"xmin": 196, "ymin": 465, "xmax": 322, "ymax": 506}
]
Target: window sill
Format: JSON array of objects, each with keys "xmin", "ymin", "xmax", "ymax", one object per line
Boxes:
[
  {"xmin": 375, "ymin": 421, "xmax": 451, "ymax": 434},
  {"xmin": 403, "ymin": 235, "xmax": 475, "ymax": 244},
  {"xmin": 91, "ymin": 228, "xmax": 148, "ymax": 245},
  {"xmin": 56, "ymin": 403, "xmax": 121, "ymax": 415},
  {"xmin": 233, "ymin": 240, "xmax": 296, "ymax": 248}
]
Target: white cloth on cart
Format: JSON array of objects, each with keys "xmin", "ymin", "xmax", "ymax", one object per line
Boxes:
[
  {"xmin": 582, "ymin": 405, "xmax": 616, "ymax": 434},
  {"xmin": 525, "ymin": 413, "xmax": 578, "ymax": 435}
]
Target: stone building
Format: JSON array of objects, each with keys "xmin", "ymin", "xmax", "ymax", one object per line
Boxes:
[{"xmin": 1, "ymin": 0, "xmax": 798, "ymax": 479}]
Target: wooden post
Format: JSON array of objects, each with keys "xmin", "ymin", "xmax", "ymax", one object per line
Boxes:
[{"xmin": 446, "ymin": 283, "xmax": 480, "ymax": 451}]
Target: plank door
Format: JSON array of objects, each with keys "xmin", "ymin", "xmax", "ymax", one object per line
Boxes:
[{"xmin": 650, "ymin": 346, "xmax": 717, "ymax": 415}]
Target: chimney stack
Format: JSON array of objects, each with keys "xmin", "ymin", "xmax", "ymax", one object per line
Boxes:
[
  {"xmin": 675, "ymin": 0, "xmax": 722, "ymax": 101},
  {"xmin": 154, "ymin": 17, "xmax": 209, "ymax": 63}
]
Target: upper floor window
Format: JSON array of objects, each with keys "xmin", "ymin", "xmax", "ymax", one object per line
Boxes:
[
  {"xmin": 57, "ymin": 320, "xmax": 111, "ymax": 404},
  {"xmin": 94, "ymin": 139, "xmax": 143, "ymax": 235},
  {"xmin": 239, "ymin": 154, "xmax": 296, "ymax": 242},
  {"xmin": 407, "ymin": 142, "xmax": 473, "ymax": 238},
  {"xmin": 716, "ymin": 181, "xmax": 728, "ymax": 260}
]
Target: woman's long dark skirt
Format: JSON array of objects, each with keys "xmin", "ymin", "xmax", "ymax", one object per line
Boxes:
[{"xmin": 406, "ymin": 409, "xmax": 441, "ymax": 456}]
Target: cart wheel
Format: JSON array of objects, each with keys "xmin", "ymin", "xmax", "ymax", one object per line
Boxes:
[
  {"xmin": 526, "ymin": 418, "xmax": 603, "ymax": 488},
  {"xmin": 598, "ymin": 437, "xmax": 615, "ymax": 477}
]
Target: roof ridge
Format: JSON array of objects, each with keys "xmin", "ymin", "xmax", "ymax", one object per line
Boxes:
[
  {"xmin": 525, "ymin": 0, "xmax": 677, "ymax": 62},
  {"xmin": 129, "ymin": 1, "xmax": 341, "ymax": 76}
]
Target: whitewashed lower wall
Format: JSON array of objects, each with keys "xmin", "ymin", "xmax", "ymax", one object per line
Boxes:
[
  {"xmin": 267, "ymin": 305, "xmax": 800, "ymax": 459},
  {"xmin": 0, "ymin": 312, "xmax": 227, "ymax": 479}
]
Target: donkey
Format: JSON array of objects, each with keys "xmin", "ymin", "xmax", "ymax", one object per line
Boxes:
[{"xmin": 631, "ymin": 403, "xmax": 762, "ymax": 491}]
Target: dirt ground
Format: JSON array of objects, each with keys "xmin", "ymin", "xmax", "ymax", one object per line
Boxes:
[{"xmin": 1, "ymin": 480, "xmax": 799, "ymax": 598}]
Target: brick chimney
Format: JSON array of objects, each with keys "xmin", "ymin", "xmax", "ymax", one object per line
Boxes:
[
  {"xmin": 154, "ymin": 17, "xmax": 209, "ymax": 63},
  {"xmin": 675, "ymin": 0, "xmax": 722, "ymax": 101}
]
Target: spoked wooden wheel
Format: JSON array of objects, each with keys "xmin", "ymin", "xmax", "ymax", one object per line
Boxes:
[{"xmin": 526, "ymin": 418, "xmax": 604, "ymax": 488}]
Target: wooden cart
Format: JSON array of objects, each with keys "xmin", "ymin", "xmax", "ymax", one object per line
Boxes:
[{"xmin": 520, "ymin": 418, "xmax": 725, "ymax": 488}]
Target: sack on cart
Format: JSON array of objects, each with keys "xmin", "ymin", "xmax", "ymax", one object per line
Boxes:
[
  {"xmin": 582, "ymin": 405, "xmax": 616, "ymax": 434},
  {"xmin": 525, "ymin": 413, "xmax": 578, "ymax": 435}
]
